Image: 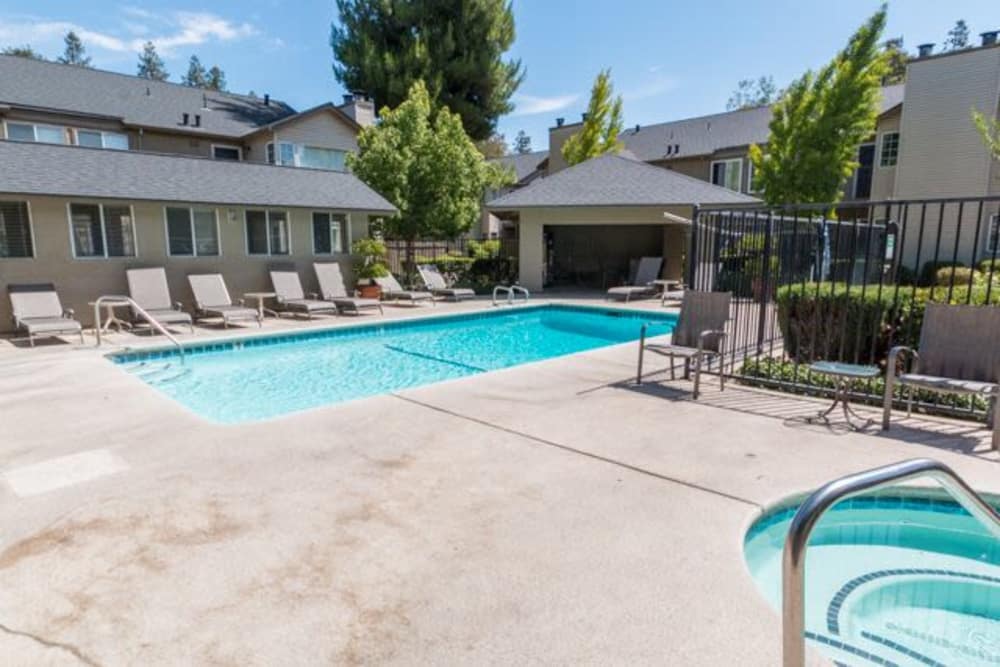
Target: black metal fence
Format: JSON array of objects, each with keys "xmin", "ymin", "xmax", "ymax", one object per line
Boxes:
[
  {"xmin": 688, "ymin": 196, "xmax": 1000, "ymax": 418},
  {"xmin": 384, "ymin": 237, "xmax": 519, "ymax": 275}
]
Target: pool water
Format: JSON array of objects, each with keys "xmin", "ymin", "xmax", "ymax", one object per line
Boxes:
[
  {"xmin": 111, "ymin": 304, "xmax": 676, "ymax": 423},
  {"xmin": 744, "ymin": 490, "xmax": 1000, "ymax": 666}
]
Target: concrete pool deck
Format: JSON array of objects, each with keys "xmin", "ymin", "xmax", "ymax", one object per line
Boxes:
[{"xmin": 0, "ymin": 296, "xmax": 996, "ymax": 665}]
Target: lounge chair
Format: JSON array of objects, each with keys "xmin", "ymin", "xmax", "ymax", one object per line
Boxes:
[
  {"xmin": 418, "ymin": 264, "xmax": 476, "ymax": 301},
  {"xmin": 187, "ymin": 274, "xmax": 261, "ymax": 328},
  {"xmin": 375, "ymin": 273, "xmax": 434, "ymax": 305},
  {"xmin": 269, "ymin": 269, "xmax": 339, "ymax": 319},
  {"xmin": 314, "ymin": 262, "xmax": 383, "ymax": 316},
  {"xmin": 635, "ymin": 290, "xmax": 732, "ymax": 399},
  {"xmin": 126, "ymin": 267, "xmax": 193, "ymax": 333},
  {"xmin": 7, "ymin": 283, "xmax": 84, "ymax": 346},
  {"xmin": 883, "ymin": 303, "xmax": 1000, "ymax": 450},
  {"xmin": 607, "ymin": 256, "xmax": 663, "ymax": 302}
]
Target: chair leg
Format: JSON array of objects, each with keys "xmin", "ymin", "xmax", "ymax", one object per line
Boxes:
[
  {"xmin": 906, "ymin": 385, "xmax": 914, "ymax": 417},
  {"xmin": 692, "ymin": 353, "xmax": 702, "ymax": 400},
  {"xmin": 669, "ymin": 353, "xmax": 675, "ymax": 380},
  {"xmin": 991, "ymin": 395, "xmax": 999, "ymax": 452},
  {"xmin": 718, "ymin": 352, "xmax": 725, "ymax": 392},
  {"xmin": 78, "ymin": 331, "xmax": 85, "ymax": 344},
  {"xmin": 882, "ymin": 369, "xmax": 896, "ymax": 431}
]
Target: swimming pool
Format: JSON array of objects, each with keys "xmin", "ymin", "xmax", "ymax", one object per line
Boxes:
[
  {"xmin": 744, "ymin": 489, "xmax": 1000, "ymax": 666},
  {"xmin": 111, "ymin": 304, "xmax": 676, "ymax": 423}
]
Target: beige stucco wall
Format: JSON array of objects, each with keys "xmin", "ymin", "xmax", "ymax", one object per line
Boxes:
[
  {"xmin": 0, "ymin": 195, "xmax": 376, "ymax": 332},
  {"xmin": 273, "ymin": 111, "xmax": 358, "ymax": 153}
]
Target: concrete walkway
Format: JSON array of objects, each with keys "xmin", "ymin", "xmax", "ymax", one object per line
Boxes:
[{"xmin": 0, "ymin": 297, "xmax": 996, "ymax": 665}]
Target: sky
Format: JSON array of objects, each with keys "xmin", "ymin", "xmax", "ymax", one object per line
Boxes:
[{"xmin": 0, "ymin": 0, "xmax": 997, "ymax": 152}]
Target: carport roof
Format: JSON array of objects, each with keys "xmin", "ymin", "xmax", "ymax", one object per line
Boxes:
[{"xmin": 486, "ymin": 153, "xmax": 759, "ymax": 210}]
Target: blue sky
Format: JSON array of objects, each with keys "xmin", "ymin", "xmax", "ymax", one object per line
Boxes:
[{"xmin": 0, "ymin": 1, "xmax": 997, "ymax": 151}]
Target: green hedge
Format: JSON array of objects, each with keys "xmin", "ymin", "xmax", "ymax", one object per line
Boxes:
[{"xmin": 415, "ymin": 245, "xmax": 517, "ymax": 293}]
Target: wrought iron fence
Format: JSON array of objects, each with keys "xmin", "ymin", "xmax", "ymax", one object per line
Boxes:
[
  {"xmin": 688, "ymin": 196, "xmax": 1000, "ymax": 418},
  {"xmin": 383, "ymin": 237, "xmax": 519, "ymax": 275}
]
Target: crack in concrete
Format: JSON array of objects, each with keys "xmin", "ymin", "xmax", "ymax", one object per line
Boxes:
[
  {"xmin": 0, "ymin": 622, "xmax": 102, "ymax": 667},
  {"xmin": 391, "ymin": 393, "xmax": 763, "ymax": 509}
]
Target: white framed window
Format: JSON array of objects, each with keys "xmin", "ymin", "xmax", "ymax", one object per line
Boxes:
[
  {"xmin": 211, "ymin": 144, "xmax": 242, "ymax": 161},
  {"xmin": 878, "ymin": 132, "xmax": 900, "ymax": 167},
  {"xmin": 746, "ymin": 161, "xmax": 764, "ymax": 194},
  {"xmin": 985, "ymin": 214, "xmax": 1000, "ymax": 256},
  {"xmin": 68, "ymin": 202, "xmax": 137, "ymax": 258},
  {"xmin": 165, "ymin": 206, "xmax": 220, "ymax": 257},
  {"xmin": 312, "ymin": 212, "xmax": 345, "ymax": 254},
  {"xmin": 245, "ymin": 209, "xmax": 291, "ymax": 255},
  {"xmin": 76, "ymin": 129, "xmax": 129, "ymax": 150},
  {"xmin": 265, "ymin": 142, "xmax": 296, "ymax": 166},
  {"xmin": 299, "ymin": 146, "xmax": 347, "ymax": 171},
  {"xmin": 711, "ymin": 158, "xmax": 743, "ymax": 192},
  {"xmin": 0, "ymin": 200, "xmax": 34, "ymax": 258},
  {"xmin": 5, "ymin": 121, "xmax": 68, "ymax": 144}
]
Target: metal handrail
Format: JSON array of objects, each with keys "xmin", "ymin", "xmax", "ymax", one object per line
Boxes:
[
  {"xmin": 492, "ymin": 285, "xmax": 530, "ymax": 306},
  {"xmin": 782, "ymin": 458, "xmax": 1000, "ymax": 667},
  {"xmin": 93, "ymin": 295, "xmax": 185, "ymax": 361}
]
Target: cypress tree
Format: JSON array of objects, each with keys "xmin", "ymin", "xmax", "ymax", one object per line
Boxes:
[{"xmin": 562, "ymin": 69, "xmax": 624, "ymax": 166}]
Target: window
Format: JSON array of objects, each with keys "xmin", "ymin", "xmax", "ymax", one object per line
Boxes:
[
  {"xmin": 69, "ymin": 203, "xmax": 136, "ymax": 258},
  {"xmin": 747, "ymin": 161, "xmax": 763, "ymax": 194},
  {"xmin": 265, "ymin": 142, "xmax": 296, "ymax": 166},
  {"xmin": 986, "ymin": 214, "xmax": 1000, "ymax": 256},
  {"xmin": 312, "ymin": 212, "xmax": 345, "ymax": 254},
  {"xmin": 166, "ymin": 207, "xmax": 220, "ymax": 256},
  {"xmin": 300, "ymin": 146, "xmax": 347, "ymax": 171},
  {"xmin": 212, "ymin": 144, "xmax": 242, "ymax": 161},
  {"xmin": 245, "ymin": 210, "xmax": 290, "ymax": 255},
  {"xmin": 711, "ymin": 158, "xmax": 743, "ymax": 192},
  {"xmin": 0, "ymin": 201, "xmax": 33, "ymax": 258},
  {"xmin": 76, "ymin": 129, "xmax": 129, "ymax": 150},
  {"xmin": 6, "ymin": 121, "xmax": 67, "ymax": 144},
  {"xmin": 879, "ymin": 132, "xmax": 900, "ymax": 167}
]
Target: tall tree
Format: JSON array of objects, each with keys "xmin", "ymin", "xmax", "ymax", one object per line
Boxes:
[
  {"xmin": 726, "ymin": 76, "xmax": 778, "ymax": 110},
  {"xmin": 182, "ymin": 55, "xmax": 207, "ymax": 87},
  {"xmin": 944, "ymin": 19, "xmax": 970, "ymax": 51},
  {"xmin": 513, "ymin": 129, "xmax": 532, "ymax": 154},
  {"xmin": 58, "ymin": 31, "xmax": 91, "ymax": 67},
  {"xmin": 562, "ymin": 69, "xmax": 624, "ymax": 167},
  {"xmin": 2, "ymin": 45, "xmax": 45, "ymax": 60},
  {"xmin": 881, "ymin": 37, "xmax": 907, "ymax": 84},
  {"xmin": 206, "ymin": 65, "xmax": 227, "ymax": 91},
  {"xmin": 331, "ymin": 0, "xmax": 523, "ymax": 141},
  {"xmin": 749, "ymin": 5, "xmax": 889, "ymax": 206},
  {"xmin": 348, "ymin": 81, "xmax": 512, "ymax": 266},
  {"xmin": 136, "ymin": 42, "xmax": 168, "ymax": 81}
]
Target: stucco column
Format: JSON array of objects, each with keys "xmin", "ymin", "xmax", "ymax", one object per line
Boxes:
[{"xmin": 518, "ymin": 219, "xmax": 544, "ymax": 291}]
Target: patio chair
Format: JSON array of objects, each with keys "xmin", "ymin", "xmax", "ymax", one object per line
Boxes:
[
  {"xmin": 375, "ymin": 273, "xmax": 435, "ymax": 306},
  {"xmin": 269, "ymin": 269, "xmax": 339, "ymax": 319},
  {"xmin": 635, "ymin": 290, "xmax": 732, "ymax": 399},
  {"xmin": 313, "ymin": 262, "xmax": 383, "ymax": 316},
  {"xmin": 607, "ymin": 256, "xmax": 663, "ymax": 302},
  {"xmin": 187, "ymin": 274, "xmax": 261, "ymax": 328},
  {"xmin": 126, "ymin": 267, "xmax": 194, "ymax": 333},
  {"xmin": 418, "ymin": 265, "xmax": 476, "ymax": 301},
  {"xmin": 7, "ymin": 283, "xmax": 84, "ymax": 346},
  {"xmin": 882, "ymin": 303, "xmax": 1000, "ymax": 450}
]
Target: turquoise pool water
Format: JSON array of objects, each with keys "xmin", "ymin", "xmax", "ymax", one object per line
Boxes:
[
  {"xmin": 744, "ymin": 490, "xmax": 1000, "ymax": 666},
  {"xmin": 111, "ymin": 304, "xmax": 676, "ymax": 423}
]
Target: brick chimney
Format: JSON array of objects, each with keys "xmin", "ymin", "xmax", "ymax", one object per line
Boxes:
[{"xmin": 339, "ymin": 92, "xmax": 375, "ymax": 127}]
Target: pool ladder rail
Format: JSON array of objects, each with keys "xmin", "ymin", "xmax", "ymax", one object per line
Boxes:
[
  {"xmin": 782, "ymin": 457, "xmax": 1000, "ymax": 667},
  {"xmin": 492, "ymin": 284, "xmax": 530, "ymax": 307},
  {"xmin": 93, "ymin": 295, "xmax": 186, "ymax": 363}
]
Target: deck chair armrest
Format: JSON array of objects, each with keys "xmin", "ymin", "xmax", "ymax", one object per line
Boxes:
[
  {"xmin": 887, "ymin": 346, "xmax": 919, "ymax": 375},
  {"xmin": 173, "ymin": 301, "xmax": 184, "ymax": 311},
  {"xmin": 62, "ymin": 308, "xmax": 75, "ymax": 319},
  {"xmin": 697, "ymin": 329, "xmax": 727, "ymax": 353},
  {"xmin": 308, "ymin": 291, "xmax": 319, "ymax": 300},
  {"xmin": 638, "ymin": 320, "xmax": 673, "ymax": 346}
]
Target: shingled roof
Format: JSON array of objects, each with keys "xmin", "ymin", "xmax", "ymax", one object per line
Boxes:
[
  {"xmin": 0, "ymin": 55, "xmax": 296, "ymax": 138},
  {"xmin": 493, "ymin": 150, "xmax": 549, "ymax": 183},
  {"xmin": 0, "ymin": 140, "xmax": 396, "ymax": 212},
  {"xmin": 487, "ymin": 153, "xmax": 759, "ymax": 209}
]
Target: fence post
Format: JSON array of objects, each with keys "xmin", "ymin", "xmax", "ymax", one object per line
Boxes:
[
  {"xmin": 687, "ymin": 205, "xmax": 700, "ymax": 289},
  {"xmin": 756, "ymin": 211, "xmax": 775, "ymax": 354}
]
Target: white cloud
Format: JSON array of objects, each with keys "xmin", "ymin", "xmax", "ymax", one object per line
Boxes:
[
  {"xmin": 511, "ymin": 93, "xmax": 580, "ymax": 116},
  {"xmin": 622, "ymin": 74, "xmax": 677, "ymax": 102}
]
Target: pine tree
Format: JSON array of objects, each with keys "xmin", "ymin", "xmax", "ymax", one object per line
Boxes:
[
  {"xmin": 331, "ymin": 0, "xmax": 523, "ymax": 141},
  {"xmin": 749, "ymin": 5, "xmax": 889, "ymax": 206},
  {"xmin": 206, "ymin": 66, "xmax": 227, "ymax": 91},
  {"xmin": 513, "ymin": 130, "xmax": 532, "ymax": 154},
  {"xmin": 727, "ymin": 76, "xmax": 779, "ymax": 111},
  {"xmin": 182, "ymin": 55, "xmax": 207, "ymax": 87},
  {"xmin": 562, "ymin": 69, "xmax": 624, "ymax": 166},
  {"xmin": 136, "ymin": 42, "xmax": 168, "ymax": 81},
  {"xmin": 2, "ymin": 45, "xmax": 45, "ymax": 60},
  {"xmin": 944, "ymin": 20, "xmax": 970, "ymax": 51},
  {"xmin": 58, "ymin": 31, "xmax": 91, "ymax": 67}
]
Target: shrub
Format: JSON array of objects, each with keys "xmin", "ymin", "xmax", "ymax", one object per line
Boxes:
[
  {"xmin": 416, "ymin": 247, "xmax": 517, "ymax": 293},
  {"xmin": 978, "ymin": 258, "xmax": 1000, "ymax": 275},
  {"xmin": 933, "ymin": 266, "xmax": 982, "ymax": 287},
  {"xmin": 351, "ymin": 238, "xmax": 390, "ymax": 280},
  {"xmin": 918, "ymin": 260, "xmax": 964, "ymax": 287}
]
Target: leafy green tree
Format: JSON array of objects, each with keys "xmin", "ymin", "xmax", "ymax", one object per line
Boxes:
[
  {"xmin": 2, "ymin": 45, "xmax": 45, "ymax": 60},
  {"xmin": 137, "ymin": 42, "xmax": 168, "ymax": 81},
  {"xmin": 206, "ymin": 65, "xmax": 227, "ymax": 91},
  {"xmin": 749, "ymin": 5, "xmax": 889, "ymax": 206},
  {"xmin": 58, "ymin": 31, "xmax": 91, "ymax": 67},
  {"xmin": 727, "ymin": 76, "xmax": 779, "ymax": 110},
  {"xmin": 513, "ymin": 129, "xmax": 532, "ymax": 154},
  {"xmin": 881, "ymin": 37, "xmax": 907, "ymax": 84},
  {"xmin": 944, "ymin": 19, "xmax": 970, "ymax": 51},
  {"xmin": 348, "ymin": 81, "xmax": 513, "ymax": 267},
  {"xmin": 476, "ymin": 133, "xmax": 508, "ymax": 158},
  {"xmin": 972, "ymin": 109, "xmax": 1000, "ymax": 160},
  {"xmin": 562, "ymin": 69, "xmax": 624, "ymax": 166},
  {"xmin": 331, "ymin": 0, "xmax": 523, "ymax": 141},
  {"xmin": 182, "ymin": 55, "xmax": 207, "ymax": 87}
]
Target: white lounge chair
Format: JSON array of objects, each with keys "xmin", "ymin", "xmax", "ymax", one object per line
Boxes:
[
  {"xmin": 7, "ymin": 283, "xmax": 84, "ymax": 346},
  {"xmin": 187, "ymin": 274, "xmax": 261, "ymax": 328},
  {"xmin": 375, "ymin": 273, "xmax": 434, "ymax": 305},
  {"xmin": 418, "ymin": 264, "xmax": 476, "ymax": 301},
  {"xmin": 270, "ymin": 269, "xmax": 339, "ymax": 319},
  {"xmin": 314, "ymin": 262, "xmax": 383, "ymax": 316},
  {"xmin": 126, "ymin": 267, "xmax": 193, "ymax": 333},
  {"xmin": 607, "ymin": 256, "xmax": 664, "ymax": 302}
]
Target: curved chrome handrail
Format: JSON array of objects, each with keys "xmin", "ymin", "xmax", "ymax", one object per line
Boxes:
[
  {"xmin": 492, "ymin": 285, "xmax": 530, "ymax": 306},
  {"xmin": 93, "ymin": 295, "xmax": 185, "ymax": 361},
  {"xmin": 782, "ymin": 457, "xmax": 1000, "ymax": 666}
]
